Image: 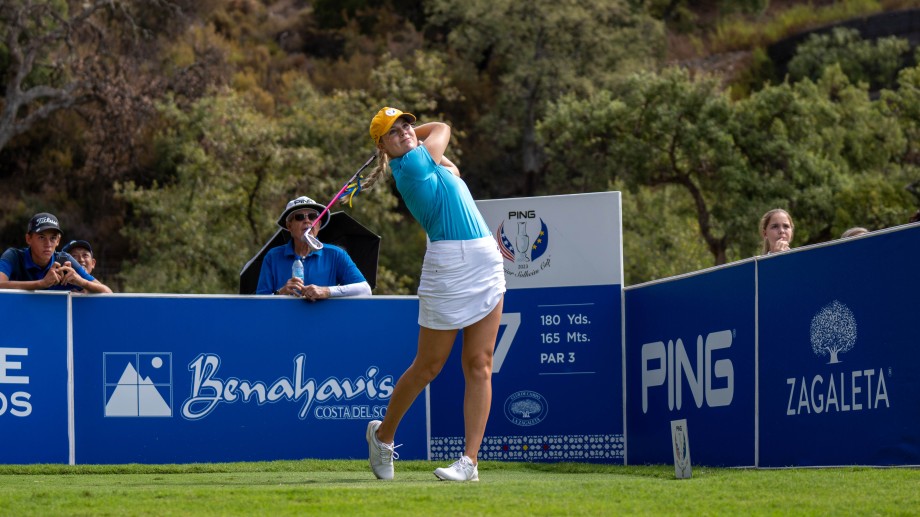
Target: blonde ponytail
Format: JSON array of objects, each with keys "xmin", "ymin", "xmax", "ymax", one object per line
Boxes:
[{"xmin": 360, "ymin": 149, "xmax": 390, "ymax": 192}]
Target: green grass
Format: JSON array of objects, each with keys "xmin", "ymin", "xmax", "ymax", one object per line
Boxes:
[{"xmin": 0, "ymin": 460, "xmax": 918, "ymax": 516}]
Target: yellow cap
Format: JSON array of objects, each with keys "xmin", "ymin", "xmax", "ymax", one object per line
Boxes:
[{"xmin": 369, "ymin": 107, "xmax": 416, "ymax": 143}]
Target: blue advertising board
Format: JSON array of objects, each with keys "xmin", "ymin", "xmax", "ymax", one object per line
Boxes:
[
  {"xmin": 71, "ymin": 295, "xmax": 426, "ymax": 464},
  {"xmin": 625, "ymin": 261, "xmax": 756, "ymax": 466},
  {"xmin": 0, "ymin": 291, "xmax": 70, "ymax": 464},
  {"xmin": 430, "ymin": 193, "xmax": 626, "ymax": 462},
  {"xmin": 758, "ymin": 227, "xmax": 920, "ymax": 466}
]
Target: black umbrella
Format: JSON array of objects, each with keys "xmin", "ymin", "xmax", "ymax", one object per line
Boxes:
[{"xmin": 239, "ymin": 211, "xmax": 380, "ymax": 294}]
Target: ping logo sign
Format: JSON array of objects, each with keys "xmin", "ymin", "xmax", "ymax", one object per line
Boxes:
[{"xmin": 641, "ymin": 330, "xmax": 735, "ymax": 413}]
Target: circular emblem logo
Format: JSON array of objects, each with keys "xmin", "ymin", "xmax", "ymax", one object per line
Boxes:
[
  {"xmin": 503, "ymin": 390, "xmax": 548, "ymax": 426},
  {"xmin": 385, "ymin": 108, "xmax": 398, "ymax": 116}
]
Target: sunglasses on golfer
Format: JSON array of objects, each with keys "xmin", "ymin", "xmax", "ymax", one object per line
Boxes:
[{"xmin": 291, "ymin": 211, "xmax": 320, "ymax": 222}]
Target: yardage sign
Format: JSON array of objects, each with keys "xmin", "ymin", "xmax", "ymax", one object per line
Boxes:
[{"xmin": 429, "ymin": 192, "xmax": 625, "ymax": 463}]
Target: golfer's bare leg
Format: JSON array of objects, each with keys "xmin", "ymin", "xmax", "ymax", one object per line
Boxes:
[
  {"xmin": 460, "ymin": 297, "xmax": 504, "ymax": 462},
  {"xmin": 376, "ymin": 327, "xmax": 458, "ymax": 444}
]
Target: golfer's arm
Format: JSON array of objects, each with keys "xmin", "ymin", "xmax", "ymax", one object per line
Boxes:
[
  {"xmin": 440, "ymin": 155, "xmax": 460, "ymax": 177},
  {"xmin": 415, "ymin": 122, "xmax": 450, "ymax": 163}
]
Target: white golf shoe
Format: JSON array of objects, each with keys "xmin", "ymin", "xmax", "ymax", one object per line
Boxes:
[
  {"xmin": 366, "ymin": 420, "xmax": 398, "ymax": 480},
  {"xmin": 433, "ymin": 455, "xmax": 479, "ymax": 482}
]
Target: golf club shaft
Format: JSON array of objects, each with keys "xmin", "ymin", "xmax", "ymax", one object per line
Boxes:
[{"xmin": 308, "ymin": 154, "xmax": 378, "ymax": 232}]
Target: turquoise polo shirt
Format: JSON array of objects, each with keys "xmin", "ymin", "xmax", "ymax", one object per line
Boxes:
[{"xmin": 390, "ymin": 144, "xmax": 491, "ymax": 242}]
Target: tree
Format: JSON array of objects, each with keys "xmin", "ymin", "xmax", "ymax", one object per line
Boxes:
[
  {"xmin": 117, "ymin": 84, "xmax": 396, "ymax": 294},
  {"xmin": 117, "ymin": 49, "xmax": 461, "ymax": 294},
  {"xmin": 617, "ymin": 181, "xmax": 712, "ymax": 285},
  {"xmin": 0, "ymin": 0, "xmax": 194, "ymax": 152},
  {"xmin": 541, "ymin": 68, "xmax": 744, "ymax": 265},
  {"xmin": 426, "ymin": 0, "xmax": 664, "ymax": 197},
  {"xmin": 540, "ymin": 65, "xmax": 916, "ymax": 279},
  {"xmin": 787, "ymin": 27, "xmax": 911, "ymax": 91},
  {"xmin": 734, "ymin": 65, "xmax": 909, "ymax": 244},
  {"xmin": 0, "ymin": 0, "xmax": 217, "ymax": 284},
  {"xmin": 881, "ymin": 64, "xmax": 920, "ymax": 213},
  {"xmin": 116, "ymin": 91, "xmax": 302, "ymax": 293},
  {"xmin": 1, "ymin": 0, "xmax": 95, "ymax": 151}
]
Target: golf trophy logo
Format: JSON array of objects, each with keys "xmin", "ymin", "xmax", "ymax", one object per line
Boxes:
[
  {"xmin": 496, "ymin": 210, "xmax": 551, "ymax": 279},
  {"xmin": 671, "ymin": 418, "xmax": 692, "ymax": 479}
]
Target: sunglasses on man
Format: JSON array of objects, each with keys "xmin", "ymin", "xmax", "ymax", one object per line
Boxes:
[{"xmin": 291, "ymin": 211, "xmax": 320, "ymax": 222}]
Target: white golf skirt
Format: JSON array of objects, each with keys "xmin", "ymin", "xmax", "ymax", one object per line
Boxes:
[{"xmin": 417, "ymin": 236, "xmax": 506, "ymax": 330}]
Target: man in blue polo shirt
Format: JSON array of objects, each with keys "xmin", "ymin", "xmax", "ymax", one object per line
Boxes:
[
  {"xmin": 0, "ymin": 212, "xmax": 112, "ymax": 293},
  {"xmin": 256, "ymin": 196, "xmax": 370, "ymax": 301}
]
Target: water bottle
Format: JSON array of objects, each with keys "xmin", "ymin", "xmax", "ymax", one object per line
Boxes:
[{"xmin": 292, "ymin": 258, "xmax": 304, "ymax": 295}]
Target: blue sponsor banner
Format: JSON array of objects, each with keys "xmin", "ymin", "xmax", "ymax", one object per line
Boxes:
[
  {"xmin": 0, "ymin": 291, "xmax": 69, "ymax": 464},
  {"xmin": 758, "ymin": 227, "xmax": 920, "ymax": 466},
  {"xmin": 72, "ymin": 296, "xmax": 425, "ymax": 464},
  {"xmin": 430, "ymin": 285, "xmax": 624, "ymax": 462},
  {"xmin": 625, "ymin": 262, "xmax": 756, "ymax": 466}
]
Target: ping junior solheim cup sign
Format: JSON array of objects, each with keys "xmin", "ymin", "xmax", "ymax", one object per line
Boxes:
[{"xmin": 671, "ymin": 419, "xmax": 692, "ymax": 479}]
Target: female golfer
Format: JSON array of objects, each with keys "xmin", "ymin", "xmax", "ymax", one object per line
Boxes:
[{"xmin": 364, "ymin": 107, "xmax": 505, "ymax": 482}]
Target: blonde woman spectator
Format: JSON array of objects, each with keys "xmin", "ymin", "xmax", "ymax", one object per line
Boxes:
[{"xmin": 759, "ymin": 208, "xmax": 795, "ymax": 255}]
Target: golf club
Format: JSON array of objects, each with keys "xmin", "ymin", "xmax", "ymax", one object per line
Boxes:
[{"xmin": 302, "ymin": 154, "xmax": 378, "ymax": 250}]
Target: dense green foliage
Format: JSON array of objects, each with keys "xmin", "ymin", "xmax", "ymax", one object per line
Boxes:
[
  {"xmin": 541, "ymin": 64, "xmax": 917, "ymax": 280},
  {"xmin": 788, "ymin": 27, "xmax": 913, "ymax": 89},
  {"xmin": 2, "ymin": 0, "xmax": 919, "ymax": 291},
  {"xmin": 425, "ymin": 0, "xmax": 664, "ymax": 197}
]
